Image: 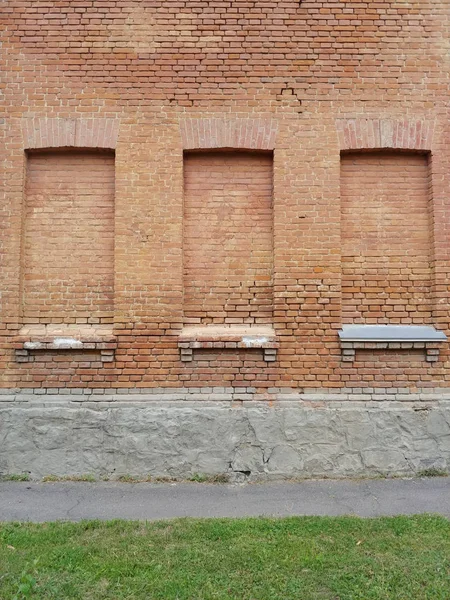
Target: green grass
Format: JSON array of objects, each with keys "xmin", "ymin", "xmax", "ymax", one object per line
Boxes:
[
  {"xmin": 41, "ymin": 474, "xmax": 97, "ymax": 483},
  {"xmin": 417, "ymin": 468, "xmax": 448, "ymax": 478},
  {"xmin": 115, "ymin": 473, "xmax": 230, "ymax": 484},
  {"xmin": 187, "ymin": 472, "xmax": 230, "ymax": 484},
  {"xmin": 0, "ymin": 516, "xmax": 449, "ymax": 599},
  {"xmin": 0, "ymin": 474, "xmax": 30, "ymax": 482},
  {"xmin": 35, "ymin": 473, "xmax": 230, "ymax": 484}
]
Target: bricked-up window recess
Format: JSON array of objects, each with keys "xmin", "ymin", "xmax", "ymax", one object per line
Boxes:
[
  {"xmin": 339, "ymin": 150, "xmax": 445, "ymax": 363},
  {"xmin": 180, "ymin": 150, "xmax": 276, "ymax": 363},
  {"xmin": 16, "ymin": 149, "xmax": 116, "ymax": 363},
  {"xmin": 341, "ymin": 151, "xmax": 432, "ymax": 325}
]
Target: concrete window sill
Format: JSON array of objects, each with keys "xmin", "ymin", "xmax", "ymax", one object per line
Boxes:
[
  {"xmin": 178, "ymin": 325, "xmax": 278, "ymax": 362},
  {"xmin": 338, "ymin": 325, "xmax": 447, "ymax": 363},
  {"xmin": 14, "ymin": 324, "xmax": 116, "ymax": 363}
]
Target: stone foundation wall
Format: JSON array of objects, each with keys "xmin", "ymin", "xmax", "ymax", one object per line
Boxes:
[{"xmin": 2, "ymin": 392, "xmax": 449, "ymax": 481}]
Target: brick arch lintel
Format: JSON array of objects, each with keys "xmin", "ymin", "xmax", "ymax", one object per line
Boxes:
[
  {"xmin": 336, "ymin": 118, "xmax": 435, "ymax": 152},
  {"xmin": 180, "ymin": 118, "xmax": 278, "ymax": 151},
  {"xmin": 22, "ymin": 118, "xmax": 120, "ymax": 150}
]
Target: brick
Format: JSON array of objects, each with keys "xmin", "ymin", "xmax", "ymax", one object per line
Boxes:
[{"xmin": 1, "ymin": 0, "xmax": 449, "ymax": 393}]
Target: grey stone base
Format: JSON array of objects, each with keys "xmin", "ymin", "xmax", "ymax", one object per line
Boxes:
[{"xmin": 1, "ymin": 394, "xmax": 450, "ymax": 480}]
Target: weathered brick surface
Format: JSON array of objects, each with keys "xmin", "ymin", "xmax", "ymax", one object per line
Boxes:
[{"xmin": 1, "ymin": 1, "xmax": 450, "ymax": 392}]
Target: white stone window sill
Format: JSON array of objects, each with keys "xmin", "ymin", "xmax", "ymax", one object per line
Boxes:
[
  {"xmin": 178, "ymin": 325, "xmax": 278, "ymax": 362},
  {"xmin": 14, "ymin": 324, "xmax": 116, "ymax": 363}
]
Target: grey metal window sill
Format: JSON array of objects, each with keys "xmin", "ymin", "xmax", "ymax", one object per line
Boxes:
[{"xmin": 338, "ymin": 325, "xmax": 447, "ymax": 363}]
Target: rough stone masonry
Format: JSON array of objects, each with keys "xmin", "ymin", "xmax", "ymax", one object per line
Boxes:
[{"xmin": 1, "ymin": 1, "xmax": 450, "ymax": 478}]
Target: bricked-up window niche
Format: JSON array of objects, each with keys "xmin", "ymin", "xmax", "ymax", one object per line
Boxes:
[
  {"xmin": 23, "ymin": 149, "xmax": 115, "ymax": 325},
  {"xmin": 341, "ymin": 150, "xmax": 432, "ymax": 325},
  {"xmin": 183, "ymin": 150, "xmax": 274, "ymax": 326}
]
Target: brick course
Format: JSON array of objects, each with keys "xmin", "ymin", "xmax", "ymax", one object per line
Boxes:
[{"xmin": 1, "ymin": 1, "xmax": 450, "ymax": 392}]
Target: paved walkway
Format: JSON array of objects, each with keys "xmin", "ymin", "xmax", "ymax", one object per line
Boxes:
[{"xmin": 0, "ymin": 477, "xmax": 449, "ymax": 522}]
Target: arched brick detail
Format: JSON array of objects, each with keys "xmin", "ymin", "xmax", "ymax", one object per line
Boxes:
[
  {"xmin": 180, "ymin": 118, "xmax": 278, "ymax": 150},
  {"xmin": 22, "ymin": 118, "xmax": 120, "ymax": 150},
  {"xmin": 336, "ymin": 118, "xmax": 435, "ymax": 152}
]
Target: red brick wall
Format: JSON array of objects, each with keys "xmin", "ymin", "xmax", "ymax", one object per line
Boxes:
[
  {"xmin": 23, "ymin": 150, "xmax": 115, "ymax": 324},
  {"xmin": 184, "ymin": 151, "xmax": 273, "ymax": 325},
  {"xmin": 5, "ymin": 1, "xmax": 445, "ymax": 107},
  {"xmin": 341, "ymin": 151, "xmax": 432, "ymax": 325},
  {"xmin": 345, "ymin": 349, "xmax": 429, "ymax": 389},
  {"xmin": 1, "ymin": 1, "xmax": 450, "ymax": 392}
]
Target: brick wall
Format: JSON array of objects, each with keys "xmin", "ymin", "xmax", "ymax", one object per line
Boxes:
[
  {"xmin": 341, "ymin": 151, "xmax": 432, "ymax": 325},
  {"xmin": 184, "ymin": 151, "xmax": 273, "ymax": 325},
  {"xmin": 2, "ymin": 1, "xmax": 450, "ymax": 392},
  {"xmin": 6, "ymin": 0, "xmax": 446, "ymax": 106},
  {"xmin": 23, "ymin": 150, "xmax": 115, "ymax": 324}
]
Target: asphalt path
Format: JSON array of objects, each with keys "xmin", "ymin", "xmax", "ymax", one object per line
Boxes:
[{"xmin": 0, "ymin": 477, "xmax": 449, "ymax": 522}]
